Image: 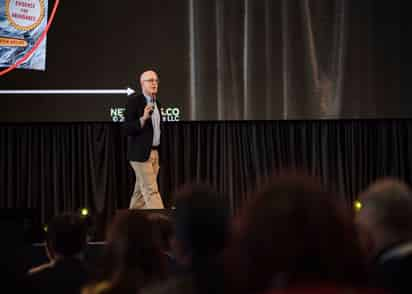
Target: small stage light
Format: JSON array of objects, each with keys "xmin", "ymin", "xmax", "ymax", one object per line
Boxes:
[
  {"xmin": 81, "ymin": 208, "xmax": 89, "ymax": 216},
  {"xmin": 353, "ymin": 200, "xmax": 362, "ymax": 211}
]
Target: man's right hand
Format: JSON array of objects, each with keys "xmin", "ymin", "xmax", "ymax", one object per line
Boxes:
[{"xmin": 142, "ymin": 104, "xmax": 154, "ymax": 121}]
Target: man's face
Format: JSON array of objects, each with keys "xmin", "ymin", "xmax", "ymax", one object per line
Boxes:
[{"xmin": 140, "ymin": 71, "xmax": 159, "ymax": 97}]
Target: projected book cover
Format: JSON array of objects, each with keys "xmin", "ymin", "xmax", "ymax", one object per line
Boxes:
[{"xmin": 0, "ymin": 0, "xmax": 48, "ymax": 70}]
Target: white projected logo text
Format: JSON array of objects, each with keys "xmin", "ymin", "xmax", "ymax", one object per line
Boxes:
[
  {"xmin": 110, "ymin": 108, "xmax": 125, "ymax": 122},
  {"xmin": 110, "ymin": 107, "xmax": 181, "ymax": 122}
]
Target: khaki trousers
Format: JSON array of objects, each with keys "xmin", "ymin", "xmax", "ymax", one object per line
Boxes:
[{"xmin": 129, "ymin": 150, "xmax": 164, "ymax": 209}]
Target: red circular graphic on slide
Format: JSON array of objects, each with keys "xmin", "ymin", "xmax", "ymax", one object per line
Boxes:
[{"xmin": 0, "ymin": 0, "xmax": 60, "ymax": 77}]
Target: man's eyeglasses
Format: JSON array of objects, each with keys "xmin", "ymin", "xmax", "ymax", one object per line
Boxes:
[{"xmin": 143, "ymin": 78, "xmax": 160, "ymax": 84}]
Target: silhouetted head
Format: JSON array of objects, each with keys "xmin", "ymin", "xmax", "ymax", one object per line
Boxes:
[
  {"xmin": 357, "ymin": 177, "xmax": 412, "ymax": 256},
  {"xmin": 46, "ymin": 213, "xmax": 88, "ymax": 259},
  {"xmin": 102, "ymin": 210, "xmax": 165, "ymax": 283},
  {"xmin": 147, "ymin": 212, "xmax": 175, "ymax": 253},
  {"xmin": 225, "ymin": 171, "xmax": 366, "ymax": 293},
  {"xmin": 172, "ymin": 183, "xmax": 230, "ymax": 267}
]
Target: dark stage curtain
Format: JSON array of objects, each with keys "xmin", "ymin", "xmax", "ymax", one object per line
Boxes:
[
  {"xmin": 186, "ymin": 0, "xmax": 400, "ymax": 120},
  {"xmin": 1, "ymin": 120, "xmax": 411, "ymax": 229}
]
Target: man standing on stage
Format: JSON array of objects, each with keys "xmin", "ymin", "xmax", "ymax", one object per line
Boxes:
[{"xmin": 123, "ymin": 70, "xmax": 164, "ymax": 209}]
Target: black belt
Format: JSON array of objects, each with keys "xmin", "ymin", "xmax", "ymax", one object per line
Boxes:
[{"xmin": 151, "ymin": 146, "xmax": 159, "ymax": 150}]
